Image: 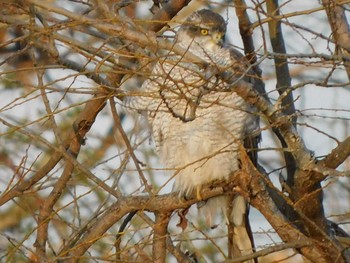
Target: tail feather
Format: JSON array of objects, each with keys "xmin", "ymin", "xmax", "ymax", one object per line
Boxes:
[
  {"xmin": 229, "ymin": 195, "xmax": 256, "ymax": 263},
  {"xmin": 233, "ymin": 225, "xmax": 254, "ymax": 254},
  {"xmin": 197, "ymin": 195, "xmax": 256, "ymax": 262},
  {"xmin": 198, "ymin": 196, "xmax": 228, "ymax": 227}
]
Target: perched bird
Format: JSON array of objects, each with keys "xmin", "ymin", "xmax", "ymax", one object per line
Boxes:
[{"xmin": 127, "ymin": 9, "xmax": 260, "ymax": 261}]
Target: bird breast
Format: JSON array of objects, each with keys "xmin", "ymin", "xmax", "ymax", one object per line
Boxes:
[
  {"xmin": 136, "ymin": 53, "xmax": 255, "ymax": 196},
  {"xmin": 152, "ymin": 90, "xmax": 250, "ymax": 196}
]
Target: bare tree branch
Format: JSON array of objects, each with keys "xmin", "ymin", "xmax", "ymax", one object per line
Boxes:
[
  {"xmin": 2, "ymin": 1, "xmax": 350, "ymax": 262},
  {"xmin": 265, "ymin": 0, "xmax": 297, "ymax": 195},
  {"xmin": 224, "ymin": 239, "xmax": 312, "ymax": 263},
  {"xmin": 266, "ymin": 0, "xmax": 295, "ymax": 118},
  {"xmin": 322, "ymin": 0, "xmax": 350, "ymax": 80},
  {"xmin": 233, "ymin": 0, "xmax": 261, "ymax": 76},
  {"xmin": 153, "ymin": 212, "xmax": 171, "ymax": 263},
  {"xmin": 322, "ymin": 136, "xmax": 350, "ymax": 169},
  {"xmin": 146, "ymin": 0, "xmax": 193, "ymax": 32}
]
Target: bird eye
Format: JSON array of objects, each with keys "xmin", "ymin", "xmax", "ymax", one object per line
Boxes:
[{"xmin": 200, "ymin": 28, "xmax": 209, "ymax": 35}]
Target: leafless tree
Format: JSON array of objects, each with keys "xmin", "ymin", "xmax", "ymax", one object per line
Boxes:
[{"xmin": 1, "ymin": 0, "xmax": 350, "ymax": 262}]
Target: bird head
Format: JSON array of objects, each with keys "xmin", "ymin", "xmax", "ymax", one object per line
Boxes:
[{"xmin": 177, "ymin": 9, "xmax": 227, "ymax": 53}]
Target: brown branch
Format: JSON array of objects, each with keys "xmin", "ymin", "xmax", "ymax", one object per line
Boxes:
[
  {"xmin": 239, "ymin": 149, "xmax": 341, "ymax": 263},
  {"xmin": 265, "ymin": 0, "xmax": 297, "ymax": 190},
  {"xmin": 166, "ymin": 237, "xmax": 192, "ymax": 263},
  {"xmin": 57, "ymin": 139, "xmax": 342, "ymax": 262},
  {"xmin": 0, "ymin": 93, "xmax": 110, "ymax": 205},
  {"xmin": 49, "ymin": 133, "xmax": 346, "ymax": 262},
  {"xmin": 232, "ymin": 80, "xmax": 348, "ymax": 261},
  {"xmin": 146, "ymin": 0, "xmax": 192, "ymax": 32},
  {"xmin": 34, "ymin": 147, "xmax": 77, "ymax": 258},
  {"xmin": 233, "ymin": 0, "xmax": 267, "ymax": 103},
  {"xmin": 60, "ymin": 165, "xmax": 334, "ymax": 263},
  {"xmin": 33, "ymin": 47, "xmax": 66, "ymax": 258},
  {"xmin": 266, "ymin": 0, "xmax": 295, "ymax": 117},
  {"xmin": 24, "ymin": 0, "xmax": 204, "ymax": 67},
  {"xmin": 0, "ymin": 53, "xmax": 119, "ymax": 208},
  {"xmin": 233, "ymin": 4, "xmax": 298, "ymax": 227},
  {"xmin": 34, "ymin": 91, "xmax": 109, "ymax": 257},
  {"xmin": 115, "ymin": 211, "xmax": 137, "ymax": 261},
  {"xmin": 152, "ymin": 212, "xmax": 171, "ymax": 263},
  {"xmin": 109, "ymin": 97, "xmax": 152, "ymax": 193},
  {"xmin": 233, "ymin": 0, "xmax": 261, "ymax": 75},
  {"xmin": 0, "ymin": 150, "xmax": 63, "ymax": 206},
  {"xmin": 62, "ymin": 188, "xmax": 224, "ymax": 261},
  {"xmin": 10, "ymin": 3, "xmax": 349, "ymax": 262},
  {"xmin": 224, "ymin": 239, "xmax": 313, "ymax": 263},
  {"xmin": 322, "ymin": 136, "xmax": 350, "ymax": 169},
  {"xmin": 322, "ymin": 0, "xmax": 350, "ymax": 80},
  {"xmin": 264, "ymin": 1, "xmax": 330, "ymax": 239}
]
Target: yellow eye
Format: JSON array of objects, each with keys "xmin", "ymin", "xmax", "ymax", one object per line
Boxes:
[{"xmin": 200, "ymin": 28, "xmax": 209, "ymax": 35}]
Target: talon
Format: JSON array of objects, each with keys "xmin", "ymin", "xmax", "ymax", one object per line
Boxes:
[
  {"xmin": 180, "ymin": 195, "xmax": 188, "ymax": 203},
  {"xmin": 176, "ymin": 192, "xmax": 188, "ymax": 203},
  {"xmin": 196, "ymin": 186, "xmax": 203, "ymax": 200}
]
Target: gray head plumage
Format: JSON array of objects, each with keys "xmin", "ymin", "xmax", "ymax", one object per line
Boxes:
[{"xmin": 176, "ymin": 9, "xmax": 227, "ymax": 53}]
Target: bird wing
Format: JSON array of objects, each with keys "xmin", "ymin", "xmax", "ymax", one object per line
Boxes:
[{"xmin": 225, "ymin": 44, "xmax": 261, "ymax": 262}]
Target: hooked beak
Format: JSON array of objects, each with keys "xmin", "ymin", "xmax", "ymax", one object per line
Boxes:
[{"xmin": 212, "ymin": 31, "xmax": 225, "ymax": 46}]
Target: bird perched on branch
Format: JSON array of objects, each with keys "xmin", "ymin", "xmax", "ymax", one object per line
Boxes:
[{"xmin": 127, "ymin": 9, "xmax": 260, "ymax": 261}]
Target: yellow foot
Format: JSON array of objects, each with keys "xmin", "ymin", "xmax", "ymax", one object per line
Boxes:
[
  {"xmin": 179, "ymin": 195, "xmax": 187, "ymax": 204},
  {"xmin": 196, "ymin": 186, "xmax": 203, "ymax": 200}
]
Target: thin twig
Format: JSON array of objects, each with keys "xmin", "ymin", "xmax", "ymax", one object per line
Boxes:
[
  {"xmin": 223, "ymin": 239, "xmax": 313, "ymax": 263},
  {"xmin": 109, "ymin": 97, "xmax": 152, "ymax": 194}
]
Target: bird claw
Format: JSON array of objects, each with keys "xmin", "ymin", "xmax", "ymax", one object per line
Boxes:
[
  {"xmin": 196, "ymin": 186, "xmax": 203, "ymax": 200},
  {"xmin": 178, "ymin": 195, "xmax": 188, "ymax": 204}
]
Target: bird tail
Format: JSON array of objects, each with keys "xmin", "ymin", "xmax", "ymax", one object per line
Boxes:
[
  {"xmin": 228, "ymin": 195, "xmax": 256, "ymax": 263},
  {"xmin": 198, "ymin": 195, "xmax": 256, "ymax": 262}
]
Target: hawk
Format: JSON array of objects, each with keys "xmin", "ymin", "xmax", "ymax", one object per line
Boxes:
[{"xmin": 127, "ymin": 9, "xmax": 260, "ymax": 261}]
